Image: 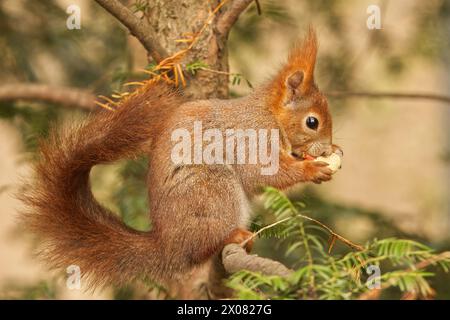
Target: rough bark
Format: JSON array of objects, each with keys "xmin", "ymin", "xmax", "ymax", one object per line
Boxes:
[{"xmin": 147, "ymin": 0, "xmax": 229, "ymax": 99}]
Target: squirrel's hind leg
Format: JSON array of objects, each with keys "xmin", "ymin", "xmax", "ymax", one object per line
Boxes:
[{"xmin": 153, "ymin": 166, "xmax": 249, "ymax": 270}]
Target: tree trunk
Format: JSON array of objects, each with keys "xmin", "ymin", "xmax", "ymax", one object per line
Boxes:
[{"xmin": 147, "ymin": 0, "xmax": 229, "ymax": 99}]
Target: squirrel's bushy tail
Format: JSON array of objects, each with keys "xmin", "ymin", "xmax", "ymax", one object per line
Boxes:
[{"xmin": 20, "ymin": 82, "xmax": 182, "ymax": 287}]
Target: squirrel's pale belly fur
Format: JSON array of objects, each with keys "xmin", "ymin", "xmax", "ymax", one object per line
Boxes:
[{"xmin": 20, "ymin": 29, "xmax": 340, "ymax": 288}]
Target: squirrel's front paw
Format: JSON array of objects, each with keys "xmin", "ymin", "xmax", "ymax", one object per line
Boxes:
[
  {"xmin": 224, "ymin": 228, "xmax": 254, "ymax": 253},
  {"xmin": 301, "ymin": 161, "xmax": 333, "ymax": 184}
]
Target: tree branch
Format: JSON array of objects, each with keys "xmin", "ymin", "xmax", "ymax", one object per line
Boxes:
[
  {"xmin": 221, "ymin": 244, "xmax": 293, "ymax": 277},
  {"xmin": 0, "ymin": 84, "xmax": 96, "ymax": 110},
  {"xmin": 326, "ymin": 91, "xmax": 450, "ymax": 104},
  {"xmin": 216, "ymin": 0, "xmax": 254, "ymax": 37},
  {"xmin": 94, "ymin": 0, "xmax": 168, "ymax": 62}
]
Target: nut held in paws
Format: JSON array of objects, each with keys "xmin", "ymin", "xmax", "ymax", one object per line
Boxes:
[{"xmin": 314, "ymin": 153, "xmax": 342, "ymax": 173}]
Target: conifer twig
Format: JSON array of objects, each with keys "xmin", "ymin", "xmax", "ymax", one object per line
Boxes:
[
  {"xmin": 359, "ymin": 251, "xmax": 450, "ymax": 300},
  {"xmin": 295, "ymin": 213, "xmax": 364, "ymax": 251},
  {"xmin": 240, "ymin": 217, "xmax": 292, "ymax": 247}
]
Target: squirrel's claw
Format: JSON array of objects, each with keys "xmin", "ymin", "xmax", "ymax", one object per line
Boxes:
[{"xmin": 224, "ymin": 228, "xmax": 254, "ymax": 253}]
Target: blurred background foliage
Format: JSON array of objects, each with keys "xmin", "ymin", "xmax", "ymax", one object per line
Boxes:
[{"xmin": 0, "ymin": 0, "xmax": 449, "ymax": 299}]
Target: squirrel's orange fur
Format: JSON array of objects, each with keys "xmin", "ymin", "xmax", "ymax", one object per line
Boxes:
[
  {"xmin": 20, "ymin": 29, "xmax": 341, "ymax": 288},
  {"xmin": 268, "ymin": 28, "xmax": 318, "ymax": 110}
]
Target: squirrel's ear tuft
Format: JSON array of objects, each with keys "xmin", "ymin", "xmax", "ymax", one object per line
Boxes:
[
  {"xmin": 268, "ymin": 27, "xmax": 319, "ymax": 109},
  {"xmin": 285, "ymin": 27, "xmax": 317, "ymax": 94}
]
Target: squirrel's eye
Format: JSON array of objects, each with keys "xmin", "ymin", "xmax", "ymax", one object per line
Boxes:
[{"xmin": 306, "ymin": 116, "xmax": 319, "ymax": 130}]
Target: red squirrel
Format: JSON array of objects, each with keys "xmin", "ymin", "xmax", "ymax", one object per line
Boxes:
[{"xmin": 21, "ymin": 29, "xmax": 342, "ymax": 288}]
